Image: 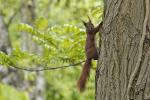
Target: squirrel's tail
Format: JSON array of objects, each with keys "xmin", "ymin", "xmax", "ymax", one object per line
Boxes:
[{"xmin": 77, "ymin": 59, "xmax": 92, "ymax": 92}]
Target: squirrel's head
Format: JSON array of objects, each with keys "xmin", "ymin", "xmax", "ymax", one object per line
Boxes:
[{"xmin": 82, "ymin": 16, "xmax": 94, "ymax": 33}]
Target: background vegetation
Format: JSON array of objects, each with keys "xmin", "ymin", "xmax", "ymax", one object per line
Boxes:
[{"xmin": 0, "ymin": 0, "xmax": 103, "ymax": 100}]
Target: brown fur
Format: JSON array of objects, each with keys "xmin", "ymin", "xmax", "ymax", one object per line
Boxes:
[
  {"xmin": 77, "ymin": 17, "xmax": 102, "ymax": 92},
  {"xmin": 77, "ymin": 59, "xmax": 91, "ymax": 91}
]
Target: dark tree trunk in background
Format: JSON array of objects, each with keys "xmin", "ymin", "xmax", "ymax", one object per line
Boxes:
[
  {"xmin": 0, "ymin": 14, "xmax": 23, "ymax": 88},
  {"xmin": 0, "ymin": 14, "xmax": 12, "ymax": 84},
  {"xmin": 0, "ymin": 15, "xmax": 11, "ymax": 54},
  {"xmin": 96, "ymin": 0, "xmax": 150, "ymax": 100},
  {"xmin": 20, "ymin": 0, "xmax": 45, "ymax": 100}
]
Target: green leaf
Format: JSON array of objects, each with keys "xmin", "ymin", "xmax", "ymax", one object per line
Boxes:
[
  {"xmin": 0, "ymin": 83, "xmax": 29, "ymax": 100},
  {"xmin": 34, "ymin": 17, "xmax": 48, "ymax": 30}
]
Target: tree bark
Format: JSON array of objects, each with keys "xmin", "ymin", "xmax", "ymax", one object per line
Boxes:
[{"xmin": 96, "ymin": 0, "xmax": 150, "ymax": 100}]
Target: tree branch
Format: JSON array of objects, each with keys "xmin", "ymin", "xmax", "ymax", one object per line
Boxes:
[
  {"xmin": 6, "ymin": 6, "xmax": 21, "ymax": 27},
  {"xmin": 9, "ymin": 60, "xmax": 85, "ymax": 71}
]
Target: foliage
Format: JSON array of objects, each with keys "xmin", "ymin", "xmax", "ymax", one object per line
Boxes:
[
  {"xmin": 0, "ymin": 83, "xmax": 29, "ymax": 100},
  {"xmin": 0, "ymin": 0, "xmax": 103, "ymax": 100}
]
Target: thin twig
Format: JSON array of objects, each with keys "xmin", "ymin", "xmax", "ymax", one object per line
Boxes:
[
  {"xmin": 6, "ymin": 5, "xmax": 22, "ymax": 27},
  {"xmin": 10, "ymin": 60, "xmax": 85, "ymax": 71},
  {"xmin": 127, "ymin": 0, "xmax": 149, "ymax": 99}
]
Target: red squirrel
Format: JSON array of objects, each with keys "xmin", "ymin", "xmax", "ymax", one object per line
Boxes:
[{"xmin": 77, "ymin": 17, "xmax": 102, "ymax": 92}]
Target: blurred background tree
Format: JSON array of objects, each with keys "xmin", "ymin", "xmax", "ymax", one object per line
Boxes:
[{"xmin": 0, "ymin": 0, "xmax": 103, "ymax": 100}]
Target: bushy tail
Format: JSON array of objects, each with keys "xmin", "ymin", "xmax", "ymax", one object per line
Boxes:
[{"xmin": 77, "ymin": 59, "xmax": 92, "ymax": 92}]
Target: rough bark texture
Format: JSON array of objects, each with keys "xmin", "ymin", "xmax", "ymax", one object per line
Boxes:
[{"xmin": 96, "ymin": 0, "xmax": 150, "ymax": 100}]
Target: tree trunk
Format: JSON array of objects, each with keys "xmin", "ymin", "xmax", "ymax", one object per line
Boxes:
[
  {"xmin": 0, "ymin": 14, "xmax": 25, "ymax": 89},
  {"xmin": 0, "ymin": 14, "xmax": 12, "ymax": 84},
  {"xmin": 20, "ymin": 0, "xmax": 45, "ymax": 100},
  {"xmin": 0, "ymin": 15, "xmax": 11, "ymax": 54},
  {"xmin": 96, "ymin": 0, "xmax": 150, "ymax": 100}
]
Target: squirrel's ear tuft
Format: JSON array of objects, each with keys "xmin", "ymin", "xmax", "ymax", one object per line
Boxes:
[
  {"xmin": 87, "ymin": 16, "xmax": 91, "ymax": 22},
  {"xmin": 82, "ymin": 20, "xmax": 86, "ymax": 26}
]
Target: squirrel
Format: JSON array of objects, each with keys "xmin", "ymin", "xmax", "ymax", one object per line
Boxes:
[{"xmin": 77, "ymin": 17, "xmax": 103, "ymax": 92}]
